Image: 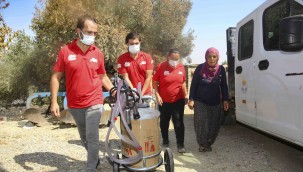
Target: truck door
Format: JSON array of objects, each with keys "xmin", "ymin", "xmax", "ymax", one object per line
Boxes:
[
  {"xmin": 256, "ymin": 0, "xmax": 303, "ymax": 143},
  {"xmin": 235, "ymin": 17, "xmax": 257, "ymax": 126}
]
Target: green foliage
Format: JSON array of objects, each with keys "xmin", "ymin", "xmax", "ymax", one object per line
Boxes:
[
  {"xmin": 31, "ymin": 0, "xmax": 194, "ymax": 80},
  {"xmin": 0, "ymin": 32, "xmax": 35, "ymax": 106},
  {"xmin": 0, "ymin": 0, "xmax": 19, "ymax": 55},
  {"xmin": 173, "ymin": 30, "xmax": 195, "ymax": 62},
  {"xmin": 0, "ymin": 0, "xmax": 195, "ymax": 107},
  {"xmin": 143, "ymin": 0, "xmax": 193, "ymax": 56}
]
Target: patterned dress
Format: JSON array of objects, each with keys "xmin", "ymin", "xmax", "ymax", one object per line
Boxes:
[{"xmin": 194, "ymin": 101, "xmax": 222, "ymax": 146}]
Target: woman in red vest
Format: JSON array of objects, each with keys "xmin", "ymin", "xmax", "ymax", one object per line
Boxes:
[{"xmin": 153, "ymin": 48, "xmax": 188, "ymax": 153}]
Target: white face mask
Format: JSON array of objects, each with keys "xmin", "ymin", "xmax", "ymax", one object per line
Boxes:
[
  {"xmin": 128, "ymin": 44, "xmax": 140, "ymax": 54},
  {"xmin": 168, "ymin": 59, "xmax": 179, "ymax": 67},
  {"xmin": 80, "ymin": 31, "xmax": 95, "ymax": 45}
]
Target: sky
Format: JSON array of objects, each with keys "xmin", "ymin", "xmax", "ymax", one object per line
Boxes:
[{"xmin": 2, "ymin": 0, "xmax": 266, "ymax": 64}]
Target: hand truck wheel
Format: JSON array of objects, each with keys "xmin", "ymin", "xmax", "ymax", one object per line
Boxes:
[
  {"xmin": 164, "ymin": 148, "xmax": 174, "ymax": 172},
  {"xmin": 113, "ymin": 152, "xmax": 120, "ymax": 172}
]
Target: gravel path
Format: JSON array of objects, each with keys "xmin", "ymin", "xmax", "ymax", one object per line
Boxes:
[{"xmin": 1, "ymin": 107, "xmax": 303, "ymax": 172}]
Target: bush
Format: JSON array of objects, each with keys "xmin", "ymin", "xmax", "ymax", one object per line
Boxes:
[{"xmin": 0, "ymin": 32, "xmax": 35, "ymax": 107}]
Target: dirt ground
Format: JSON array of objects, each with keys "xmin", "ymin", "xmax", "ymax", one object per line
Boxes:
[{"xmin": 1, "ymin": 106, "xmax": 303, "ymax": 172}]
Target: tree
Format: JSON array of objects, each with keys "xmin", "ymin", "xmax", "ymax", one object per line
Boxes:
[
  {"xmin": 31, "ymin": 0, "xmax": 194, "ymax": 90},
  {"xmin": 0, "ymin": 0, "xmax": 19, "ymax": 57},
  {"xmin": 0, "ymin": 32, "xmax": 35, "ymax": 106}
]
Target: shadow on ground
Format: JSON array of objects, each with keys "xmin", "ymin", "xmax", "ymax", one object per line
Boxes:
[
  {"xmin": 14, "ymin": 152, "xmax": 85, "ymax": 172},
  {"xmin": 160, "ymin": 113, "xmax": 237, "ymax": 171}
]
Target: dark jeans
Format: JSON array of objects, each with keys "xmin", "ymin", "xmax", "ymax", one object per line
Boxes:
[{"xmin": 159, "ymin": 99, "xmax": 185, "ymax": 146}]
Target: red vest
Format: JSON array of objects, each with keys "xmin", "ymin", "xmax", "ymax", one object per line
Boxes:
[
  {"xmin": 53, "ymin": 39, "xmax": 106, "ymax": 108},
  {"xmin": 117, "ymin": 51, "xmax": 154, "ymax": 95},
  {"xmin": 153, "ymin": 61, "xmax": 186, "ymax": 103}
]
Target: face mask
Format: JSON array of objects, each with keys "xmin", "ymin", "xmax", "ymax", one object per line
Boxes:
[
  {"xmin": 168, "ymin": 59, "xmax": 179, "ymax": 67},
  {"xmin": 80, "ymin": 31, "xmax": 95, "ymax": 45},
  {"xmin": 128, "ymin": 44, "xmax": 140, "ymax": 54}
]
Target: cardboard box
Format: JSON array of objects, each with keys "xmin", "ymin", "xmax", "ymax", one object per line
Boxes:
[
  {"xmin": 121, "ymin": 108, "xmax": 161, "ymax": 168},
  {"xmin": 100, "ymin": 104, "xmax": 111, "ymax": 124}
]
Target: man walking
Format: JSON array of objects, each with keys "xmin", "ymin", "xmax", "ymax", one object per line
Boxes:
[{"xmin": 50, "ymin": 15, "xmax": 114, "ymax": 171}]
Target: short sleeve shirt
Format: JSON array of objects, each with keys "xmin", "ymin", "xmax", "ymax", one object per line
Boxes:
[
  {"xmin": 153, "ymin": 61, "xmax": 186, "ymax": 103},
  {"xmin": 53, "ymin": 39, "xmax": 106, "ymax": 108},
  {"xmin": 117, "ymin": 51, "xmax": 153, "ymax": 95}
]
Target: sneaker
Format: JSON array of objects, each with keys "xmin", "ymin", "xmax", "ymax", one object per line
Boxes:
[
  {"xmin": 177, "ymin": 145, "xmax": 186, "ymax": 153},
  {"xmin": 199, "ymin": 145, "xmax": 207, "ymax": 152}
]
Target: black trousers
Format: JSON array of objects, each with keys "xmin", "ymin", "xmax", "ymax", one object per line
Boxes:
[{"xmin": 158, "ymin": 99, "xmax": 185, "ymax": 146}]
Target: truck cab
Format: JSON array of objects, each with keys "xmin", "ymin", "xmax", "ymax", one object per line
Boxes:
[{"xmin": 227, "ymin": 0, "xmax": 303, "ymax": 146}]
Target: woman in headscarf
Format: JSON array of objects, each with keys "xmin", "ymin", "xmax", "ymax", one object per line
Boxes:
[{"xmin": 188, "ymin": 47, "xmax": 229, "ymax": 152}]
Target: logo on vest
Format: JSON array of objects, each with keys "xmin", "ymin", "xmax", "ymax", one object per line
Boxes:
[
  {"xmin": 125, "ymin": 62, "xmax": 130, "ymax": 67},
  {"xmin": 178, "ymin": 71, "xmax": 183, "ymax": 75},
  {"xmin": 140, "ymin": 61, "xmax": 146, "ymax": 65},
  {"xmin": 68, "ymin": 55, "xmax": 76, "ymax": 61},
  {"xmin": 90, "ymin": 57, "xmax": 97, "ymax": 63},
  {"xmin": 164, "ymin": 71, "xmax": 169, "ymax": 75}
]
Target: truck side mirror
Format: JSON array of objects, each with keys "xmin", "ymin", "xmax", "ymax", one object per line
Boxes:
[{"xmin": 279, "ymin": 15, "xmax": 303, "ymax": 52}]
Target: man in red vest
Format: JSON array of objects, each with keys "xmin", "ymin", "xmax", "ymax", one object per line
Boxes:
[
  {"xmin": 117, "ymin": 32, "xmax": 154, "ymax": 95},
  {"xmin": 50, "ymin": 15, "xmax": 114, "ymax": 171}
]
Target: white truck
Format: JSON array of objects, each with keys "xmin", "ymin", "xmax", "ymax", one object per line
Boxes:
[{"xmin": 226, "ymin": 0, "xmax": 303, "ymax": 146}]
